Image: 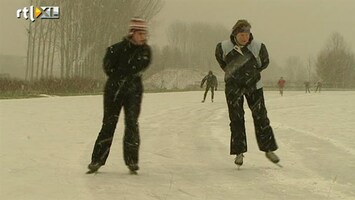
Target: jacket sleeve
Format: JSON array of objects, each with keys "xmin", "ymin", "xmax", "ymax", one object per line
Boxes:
[
  {"xmin": 200, "ymin": 76, "xmax": 207, "ymax": 87},
  {"xmin": 215, "ymin": 43, "xmax": 227, "ymax": 71},
  {"xmin": 103, "ymin": 46, "xmax": 116, "ymax": 76},
  {"xmin": 129, "ymin": 45, "xmax": 152, "ymax": 75},
  {"xmin": 258, "ymin": 43, "xmax": 269, "ymax": 71}
]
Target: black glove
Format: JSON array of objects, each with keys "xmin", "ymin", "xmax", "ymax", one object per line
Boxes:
[{"xmin": 215, "ymin": 88, "xmax": 217, "ymax": 91}]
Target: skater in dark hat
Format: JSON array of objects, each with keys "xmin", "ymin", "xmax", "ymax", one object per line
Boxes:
[
  {"xmin": 215, "ymin": 19, "xmax": 280, "ymax": 168},
  {"xmin": 200, "ymin": 70, "xmax": 218, "ymax": 103}
]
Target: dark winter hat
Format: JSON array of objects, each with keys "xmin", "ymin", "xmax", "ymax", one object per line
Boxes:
[
  {"xmin": 232, "ymin": 19, "xmax": 251, "ymax": 35},
  {"xmin": 129, "ymin": 17, "xmax": 148, "ymax": 33}
]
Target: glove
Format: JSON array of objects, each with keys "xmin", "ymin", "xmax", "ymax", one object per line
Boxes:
[{"xmin": 215, "ymin": 88, "xmax": 217, "ymax": 91}]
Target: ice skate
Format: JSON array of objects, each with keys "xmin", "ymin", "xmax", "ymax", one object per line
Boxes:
[
  {"xmin": 234, "ymin": 153, "xmax": 244, "ymax": 169},
  {"xmin": 127, "ymin": 163, "xmax": 139, "ymax": 175},
  {"xmin": 265, "ymin": 151, "xmax": 282, "ymax": 167},
  {"xmin": 86, "ymin": 162, "xmax": 102, "ymax": 174}
]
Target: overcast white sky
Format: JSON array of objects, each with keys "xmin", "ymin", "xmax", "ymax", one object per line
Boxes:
[
  {"xmin": 149, "ymin": 0, "xmax": 355, "ymax": 65},
  {"xmin": 1, "ymin": 0, "xmax": 355, "ymax": 65}
]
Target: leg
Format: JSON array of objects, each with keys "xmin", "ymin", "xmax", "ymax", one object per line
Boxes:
[
  {"xmin": 210, "ymin": 86, "xmax": 215, "ymax": 102},
  {"xmin": 122, "ymin": 85, "xmax": 143, "ymax": 166},
  {"xmin": 225, "ymin": 85, "xmax": 247, "ymax": 155},
  {"xmin": 202, "ymin": 86, "xmax": 209, "ymax": 102},
  {"xmin": 91, "ymin": 83, "xmax": 123, "ymax": 165},
  {"xmin": 245, "ymin": 88, "xmax": 278, "ymax": 152}
]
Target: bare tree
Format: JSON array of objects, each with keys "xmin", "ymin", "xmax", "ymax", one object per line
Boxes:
[
  {"xmin": 25, "ymin": 0, "xmax": 163, "ymax": 81},
  {"xmin": 165, "ymin": 21, "xmax": 229, "ymax": 72},
  {"xmin": 283, "ymin": 56, "xmax": 300, "ymax": 82},
  {"xmin": 316, "ymin": 32, "xmax": 355, "ymax": 87}
]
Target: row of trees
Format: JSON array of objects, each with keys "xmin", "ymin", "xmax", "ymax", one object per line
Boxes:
[
  {"xmin": 316, "ymin": 33, "xmax": 355, "ymax": 87},
  {"xmin": 25, "ymin": 0, "xmax": 163, "ymax": 81},
  {"xmin": 276, "ymin": 32, "xmax": 355, "ymax": 87},
  {"xmin": 24, "ymin": 1, "xmax": 354, "ymax": 88},
  {"xmin": 146, "ymin": 21, "xmax": 229, "ymax": 78},
  {"xmin": 148, "ymin": 22, "xmax": 355, "ymax": 88}
]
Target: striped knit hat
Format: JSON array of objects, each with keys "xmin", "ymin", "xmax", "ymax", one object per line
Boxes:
[{"xmin": 129, "ymin": 17, "xmax": 148, "ymax": 33}]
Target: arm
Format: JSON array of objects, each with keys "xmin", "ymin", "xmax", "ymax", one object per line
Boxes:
[
  {"xmin": 215, "ymin": 43, "xmax": 227, "ymax": 71},
  {"xmin": 214, "ymin": 76, "xmax": 218, "ymax": 89},
  {"xmin": 103, "ymin": 46, "xmax": 116, "ymax": 76},
  {"xmin": 200, "ymin": 76, "xmax": 207, "ymax": 88},
  {"xmin": 258, "ymin": 43, "xmax": 269, "ymax": 71}
]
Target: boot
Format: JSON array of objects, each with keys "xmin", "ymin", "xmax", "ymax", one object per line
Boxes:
[
  {"xmin": 87, "ymin": 162, "xmax": 102, "ymax": 173},
  {"xmin": 265, "ymin": 151, "xmax": 280, "ymax": 163},
  {"xmin": 127, "ymin": 163, "xmax": 139, "ymax": 173},
  {"xmin": 234, "ymin": 153, "xmax": 244, "ymax": 166}
]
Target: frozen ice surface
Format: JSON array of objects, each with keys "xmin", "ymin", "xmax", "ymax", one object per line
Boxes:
[{"xmin": 1, "ymin": 91, "xmax": 354, "ymax": 200}]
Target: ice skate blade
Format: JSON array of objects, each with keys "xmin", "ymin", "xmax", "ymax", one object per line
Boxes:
[
  {"xmin": 275, "ymin": 163, "xmax": 283, "ymax": 168},
  {"xmin": 86, "ymin": 170, "xmax": 98, "ymax": 174}
]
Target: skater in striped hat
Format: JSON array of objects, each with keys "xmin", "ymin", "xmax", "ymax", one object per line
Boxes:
[{"xmin": 88, "ymin": 17, "xmax": 151, "ymax": 174}]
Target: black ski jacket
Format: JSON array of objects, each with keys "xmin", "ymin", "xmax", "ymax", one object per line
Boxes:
[
  {"xmin": 103, "ymin": 37, "xmax": 151, "ymax": 82},
  {"xmin": 201, "ymin": 74, "xmax": 218, "ymax": 88},
  {"xmin": 215, "ymin": 34, "xmax": 269, "ymax": 89}
]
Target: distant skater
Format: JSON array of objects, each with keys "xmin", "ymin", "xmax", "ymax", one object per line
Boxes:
[
  {"xmin": 200, "ymin": 70, "xmax": 218, "ymax": 102},
  {"xmin": 304, "ymin": 81, "xmax": 311, "ymax": 93},
  {"xmin": 277, "ymin": 77, "xmax": 286, "ymax": 96},
  {"xmin": 314, "ymin": 80, "xmax": 322, "ymax": 93}
]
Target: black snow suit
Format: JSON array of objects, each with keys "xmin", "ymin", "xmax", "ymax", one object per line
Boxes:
[
  {"xmin": 215, "ymin": 33, "xmax": 278, "ymax": 155},
  {"xmin": 91, "ymin": 37, "xmax": 151, "ymax": 166},
  {"xmin": 200, "ymin": 72, "xmax": 218, "ymax": 102}
]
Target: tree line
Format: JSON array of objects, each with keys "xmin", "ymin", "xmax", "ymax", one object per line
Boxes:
[
  {"xmin": 276, "ymin": 32, "xmax": 355, "ymax": 88},
  {"xmin": 25, "ymin": 0, "xmax": 163, "ymax": 81},
  {"xmin": 146, "ymin": 21, "xmax": 230, "ymax": 78},
  {"xmin": 24, "ymin": 1, "xmax": 354, "ymax": 88}
]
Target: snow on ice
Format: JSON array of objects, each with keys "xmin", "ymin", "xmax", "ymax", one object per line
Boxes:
[{"xmin": 1, "ymin": 91, "xmax": 354, "ymax": 200}]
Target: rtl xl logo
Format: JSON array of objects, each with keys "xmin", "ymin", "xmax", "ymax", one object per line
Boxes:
[{"xmin": 16, "ymin": 6, "xmax": 60, "ymax": 22}]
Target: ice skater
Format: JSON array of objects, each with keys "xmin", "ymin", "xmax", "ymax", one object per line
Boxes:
[
  {"xmin": 200, "ymin": 70, "xmax": 218, "ymax": 102},
  {"xmin": 314, "ymin": 80, "xmax": 322, "ymax": 93},
  {"xmin": 87, "ymin": 17, "xmax": 151, "ymax": 174},
  {"xmin": 215, "ymin": 19, "xmax": 280, "ymax": 168},
  {"xmin": 304, "ymin": 81, "xmax": 311, "ymax": 93},
  {"xmin": 277, "ymin": 77, "xmax": 286, "ymax": 96}
]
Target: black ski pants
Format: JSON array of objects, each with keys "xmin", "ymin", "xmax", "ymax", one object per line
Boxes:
[
  {"xmin": 203, "ymin": 86, "xmax": 215, "ymax": 101},
  {"xmin": 91, "ymin": 79, "xmax": 143, "ymax": 166},
  {"xmin": 225, "ymin": 85, "xmax": 278, "ymax": 155}
]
